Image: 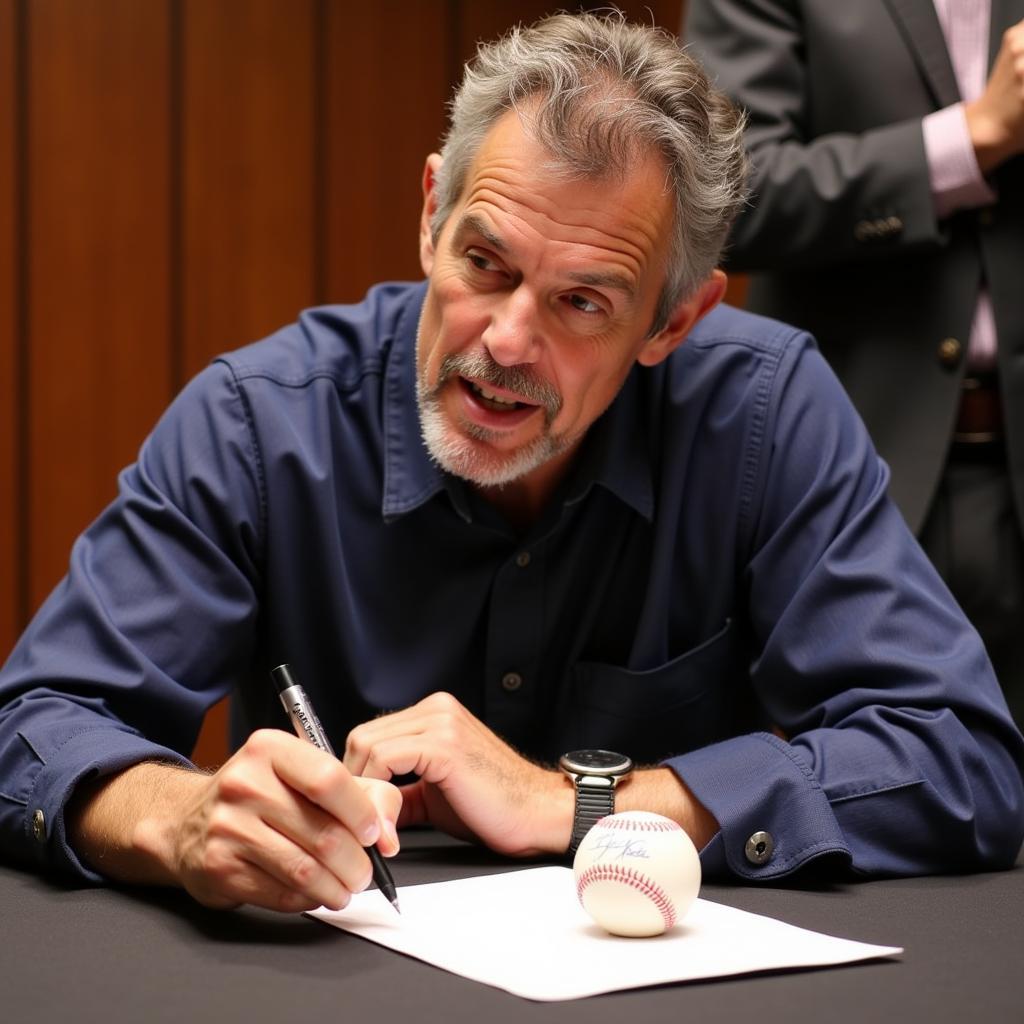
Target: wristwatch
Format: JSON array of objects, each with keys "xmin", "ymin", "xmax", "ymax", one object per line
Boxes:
[{"xmin": 559, "ymin": 749, "xmax": 634, "ymax": 854}]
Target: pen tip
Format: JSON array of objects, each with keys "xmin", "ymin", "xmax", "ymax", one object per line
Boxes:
[{"xmin": 391, "ymin": 896, "xmax": 402, "ymax": 915}]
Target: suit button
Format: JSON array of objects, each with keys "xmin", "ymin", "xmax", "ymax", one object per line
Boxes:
[
  {"xmin": 937, "ymin": 337, "xmax": 962, "ymax": 369},
  {"xmin": 745, "ymin": 830, "xmax": 774, "ymax": 865},
  {"xmin": 32, "ymin": 809, "xmax": 46, "ymax": 843},
  {"xmin": 978, "ymin": 207, "xmax": 994, "ymax": 227},
  {"xmin": 501, "ymin": 672, "xmax": 523, "ymax": 692}
]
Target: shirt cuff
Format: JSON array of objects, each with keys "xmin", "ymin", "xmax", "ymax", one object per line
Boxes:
[
  {"xmin": 666, "ymin": 732, "xmax": 850, "ymax": 880},
  {"xmin": 922, "ymin": 105, "xmax": 998, "ymax": 218},
  {"xmin": 23, "ymin": 728, "xmax": 194, "ymax": 882}
]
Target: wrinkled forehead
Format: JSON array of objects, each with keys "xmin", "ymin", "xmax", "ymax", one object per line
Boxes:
[{"xmin": 449, "ymin": 110, "xmax": 675, "ymax": 303}]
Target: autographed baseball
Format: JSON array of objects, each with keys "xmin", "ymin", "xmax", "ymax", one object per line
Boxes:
[{"xmin": 573, "ymin": 811, "xmax": 701, "ymax": 937}]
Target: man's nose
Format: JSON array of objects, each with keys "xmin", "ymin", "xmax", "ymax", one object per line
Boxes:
[{"xmin": 481, "ymin": 288, "xmax": 543, "ymax": 366}]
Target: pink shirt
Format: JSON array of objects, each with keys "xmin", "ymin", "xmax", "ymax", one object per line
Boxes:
[{"xmin": 922, "ymin": 0, "xmax": 997, "ymax": 368}]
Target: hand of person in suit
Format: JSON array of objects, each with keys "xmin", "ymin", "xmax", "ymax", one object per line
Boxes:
[{"xmin": 966, "ymin": 17, "xmax": 1024, "ymax": 172}]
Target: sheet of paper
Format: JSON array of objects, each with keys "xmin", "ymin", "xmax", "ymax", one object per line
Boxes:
[{"xmin": 309, "ymin": 866, "xmax": 902, "ymax": 1001}]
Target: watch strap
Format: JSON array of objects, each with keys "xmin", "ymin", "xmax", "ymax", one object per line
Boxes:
[{"xmin": 568, "ymin": 776, "xmax": 615, "ymax": 853}]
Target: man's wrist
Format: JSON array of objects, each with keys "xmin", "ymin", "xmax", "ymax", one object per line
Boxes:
[
  {"xmin": 539, "ymin": 765, "xmax": 719, "ymax": 857},
  {"xmin": 965, "ymin": 99, "xmax": 1017, "ymax": 174},
  {"xmin": 66, "ymin": 761, "xmax": 203, "ymax": 886},
  {"xmin": 531, "ymin": 768, "xmax": 576, "ymax": 855},
  {"xmin": 614, "ymin": 767, "xmax": 719, "ymax": 851}
]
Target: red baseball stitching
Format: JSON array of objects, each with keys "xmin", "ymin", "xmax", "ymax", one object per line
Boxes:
[
  {"xmin": 576, "ymin": 864, "xmax": 677, "ymax": 929},
  {"xmin": 594, "ymin": 815, "xmax": 681, "ymax": 833}
]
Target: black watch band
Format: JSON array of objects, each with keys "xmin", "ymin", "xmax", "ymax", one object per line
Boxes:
[
  {"xmin": 568, "ymin": 776, "xmax": 616, "ymax": 853},
  {"xmin": 560, "ymin": 749, "xmax": 633, "ymax": 855}
]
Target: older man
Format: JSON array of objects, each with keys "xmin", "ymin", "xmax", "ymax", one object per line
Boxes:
[{"xmin": 0, "ymin": 13, "xmax": 1020, "ymax": 915}]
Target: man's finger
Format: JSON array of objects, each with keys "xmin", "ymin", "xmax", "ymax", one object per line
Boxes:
[
  {"xmin": 237, "ymin": 815, "xmax": 369, "ymax": 911},
  {"xmin": 263, "ymin": 732, "xmax": 383, "ymax": 846}
]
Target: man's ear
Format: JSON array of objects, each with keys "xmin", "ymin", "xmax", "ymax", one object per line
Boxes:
[
  {"xmin": 636, "ymin": 270, "xmax": 728, "ymax": 367},
  {"xmin": 419, "ymin": 154, "xmax": 443, "ymax": 277}
]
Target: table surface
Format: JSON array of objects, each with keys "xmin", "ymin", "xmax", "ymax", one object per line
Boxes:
[{"xmin": 2, "ymin": 831, "xmax": 1021, "ymax": 1024}]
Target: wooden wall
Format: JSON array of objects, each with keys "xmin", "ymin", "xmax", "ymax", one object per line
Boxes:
[{"xmin": 0, "ymin": 0, "xmax": 687, "ymax": 766}]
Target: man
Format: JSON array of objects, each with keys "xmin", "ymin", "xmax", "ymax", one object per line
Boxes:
[
  {"xmin": 684, "ymin": 1, "xmax": 1024, "ymax": 726},
  {"xmin": 0, "ymin": 13, "xmax": 1021, "ymax": 916}
]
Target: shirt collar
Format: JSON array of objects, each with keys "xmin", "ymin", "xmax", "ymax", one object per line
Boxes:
[
  {"xmin": 562, "ymin": 368, "xmax": 655, "ymax": 522},
  {"xmin": 381, "ymin": 281, "xmax": 654, "ymax": 524},
  {"xmin": 381, "ymin": 282, "xmax": 447, "ymax": 522}
]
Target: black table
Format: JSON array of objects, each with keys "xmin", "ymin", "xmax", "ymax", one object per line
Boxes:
[{"xmin": 2, "ymin": 831, "xmax": 1020, "ymax": 1023}]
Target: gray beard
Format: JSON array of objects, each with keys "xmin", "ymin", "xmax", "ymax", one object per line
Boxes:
[
  {"xmin": 416, "ymin": 346, "xmax": 568, "ymax": 488},
  {"xmin": 418, "ymin": 396, "xmax": 567, "ymax": 487}
]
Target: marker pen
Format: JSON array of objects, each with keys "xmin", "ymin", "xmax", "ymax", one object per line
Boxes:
[{"xmin": 270, "ymin": 663, "xmax": 400, "ymax": 914}]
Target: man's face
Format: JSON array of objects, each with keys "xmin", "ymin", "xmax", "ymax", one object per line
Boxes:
[{"xmin": 415, "ymin": 109, "xmax": 687, "ymax": 501}]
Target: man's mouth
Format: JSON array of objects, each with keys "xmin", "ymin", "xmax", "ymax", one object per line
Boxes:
[{"xmin": 466, "ymin": 378, "xmax": 535, "ymax": 412}]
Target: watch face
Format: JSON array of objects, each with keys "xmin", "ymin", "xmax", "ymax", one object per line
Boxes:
[{"xmin": 560, "ymin": 749, "xmax": 633, "ymax": 775}]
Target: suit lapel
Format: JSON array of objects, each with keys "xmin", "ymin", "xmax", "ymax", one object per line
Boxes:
[{"xmin": 883, "ymin": 0, "xmax": 960, "ymax": 106}]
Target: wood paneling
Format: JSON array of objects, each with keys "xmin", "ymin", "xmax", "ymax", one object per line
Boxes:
[
  {"xmin": 0, "ymin": 0, "xmax": 19, "ymax": 659},
  {"xmin": 181, "ymin": 0, "xmax": 318, "ymax": 376},
  {"xmin": 322, "ymin": 1, "xmax": 450, "ymax": 301},
  {"xmin": 453, "ymin": 0, "xmax": 568, "ymax": 66},
  {"xmin": 181, "ymin": 0, "xmax": 320, "ymax": 767},
  {"xmin": 26, "ymin": 0, "xmax": 174, "ymax": 609}
]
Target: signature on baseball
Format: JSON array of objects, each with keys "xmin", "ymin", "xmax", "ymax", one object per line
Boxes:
[{"xmin": 590, "ymin": 833, "xmax": 651, "ymax": 861}]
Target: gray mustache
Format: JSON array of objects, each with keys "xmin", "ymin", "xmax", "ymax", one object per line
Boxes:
[{"xmin": 438, "ymin": 351, "xmax": 562, "ymax": 418}]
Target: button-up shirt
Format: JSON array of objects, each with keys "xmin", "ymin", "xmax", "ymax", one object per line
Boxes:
[{"xmin": 1, "ymin": 282, "xmax": 1021, "ymax": 882}]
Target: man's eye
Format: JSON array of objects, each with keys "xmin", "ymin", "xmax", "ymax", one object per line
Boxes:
[
  {"xmin": 567, "ymin": 293, "xmax": 602, "ymax": 314},
  {"xmin": 467, "ymin": 251, "xmax": 499, "ymax": 272}
]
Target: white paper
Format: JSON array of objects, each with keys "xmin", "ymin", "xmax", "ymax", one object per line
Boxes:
[{"xmin": 309, "ymin": 866, "xmax": 902, "ymax": 1001}]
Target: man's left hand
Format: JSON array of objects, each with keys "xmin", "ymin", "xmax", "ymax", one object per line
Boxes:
[{"xmin": 343, "ymin": 692, "xmax": 570, "ymax": 856}]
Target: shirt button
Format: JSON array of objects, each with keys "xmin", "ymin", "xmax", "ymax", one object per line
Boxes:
[
  {"xmin": 32, "ymin": 809, "xmax": 46, "ymax": 843},
  {"xmin": 501, "ymin": 672, "xmax": 523, "ymax": 692},
  {"xmin": 937, "ymin": 337, "xmax": 962, "ymax": 369},
  {"xmin": 745, "ymin": 830, "xmax": 774, "ymax": 865},
  {"xmin": 515, "ymin": 551, "xmax": 531, "ymax": 568}
]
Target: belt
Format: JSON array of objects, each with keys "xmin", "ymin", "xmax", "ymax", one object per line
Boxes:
[{"xmin": 954, "ymin": 374, "xmax": 1003, "ymax": 444}]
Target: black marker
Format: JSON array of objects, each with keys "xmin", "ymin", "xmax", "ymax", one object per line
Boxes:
[{"xmin": 270, "ymin": 663, "xmax": 400, "ymax": 914}]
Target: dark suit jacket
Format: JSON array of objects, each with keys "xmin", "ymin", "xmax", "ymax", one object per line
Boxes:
[{"xmin": 684, "ymin": 0, "xmax": 1024, "ymax": 534}]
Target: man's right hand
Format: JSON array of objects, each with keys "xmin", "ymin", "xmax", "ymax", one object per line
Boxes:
[{"xmin": 66, "ymin": 729, "xmax": 401, "ymax": 914}]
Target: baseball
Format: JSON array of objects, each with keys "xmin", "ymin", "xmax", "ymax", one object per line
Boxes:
[{"xmin": 573, "ymin": 811, "xmax": 701, "ymax": 937}]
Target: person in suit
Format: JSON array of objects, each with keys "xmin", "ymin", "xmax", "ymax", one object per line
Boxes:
[{"xmin": 684, "ymin": 1, "xmax": 1024, "ymax": 726}]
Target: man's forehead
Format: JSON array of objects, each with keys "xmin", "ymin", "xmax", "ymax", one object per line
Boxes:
[
  {"xmin": 451, "ymin": 210, "xmax": 641, "ymax": 298},
  {"xmin": 445, "ymin": 117, "xmax": 672, "ymax": 283}
]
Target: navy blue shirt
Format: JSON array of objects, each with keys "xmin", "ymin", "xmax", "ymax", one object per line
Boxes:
[{"xmin": 2, "ymin": 282, "xmax": 1021, "ymax": 881}]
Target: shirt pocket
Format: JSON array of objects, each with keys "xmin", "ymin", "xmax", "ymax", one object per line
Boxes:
[{"xmin": 568, "ymin": 619, "xmax": 746, "ymax": 763}]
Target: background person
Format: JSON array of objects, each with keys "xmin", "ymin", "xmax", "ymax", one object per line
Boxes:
[{"xmin": 684, "ymin": 0, "xmax": 1024, "ymax": 726}]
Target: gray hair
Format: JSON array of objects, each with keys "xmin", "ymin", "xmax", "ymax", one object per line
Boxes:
[{"xmin": 431, "ymin": 11, "xmax": 749, "ymax": 334}]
